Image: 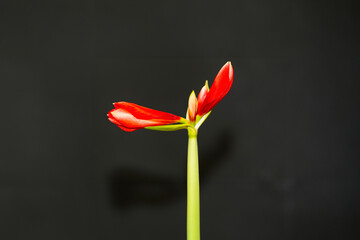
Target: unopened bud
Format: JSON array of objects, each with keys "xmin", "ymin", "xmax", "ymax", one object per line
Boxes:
[{"xmin": 187, "ymin": 91, "xmax": 198, "ymax": 122}]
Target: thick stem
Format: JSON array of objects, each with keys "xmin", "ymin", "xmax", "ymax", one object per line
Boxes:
[{"xmin": 187, "ymin": 129, "xmax": 200, "ymax": 240}]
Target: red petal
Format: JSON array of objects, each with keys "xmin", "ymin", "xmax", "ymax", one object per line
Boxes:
[
  {"xmin": 113, "ymin": 102, "xmax": 180, "ymax": 121},
  {"xmin": 107, "ymin": 112, "xmax": 136, "ymax": 131},
  {"xmin": 197, "ymin": 84, "xmax": 209, "ymax": 114},
  {"xmin": 108, "ymin": 102, "xmax": 182, "ymax": 131},
  {"xmin": 197, "ymin": 62, "xmax": 233, "ymax": 116}
]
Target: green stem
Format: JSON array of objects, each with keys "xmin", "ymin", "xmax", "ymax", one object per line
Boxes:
[{"xmin": 187, "ymin": 128, "xmax": 200, "ymax": 240}]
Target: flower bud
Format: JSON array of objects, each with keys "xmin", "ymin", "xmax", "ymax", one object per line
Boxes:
[{"xmin": 187, "ymin": 91, "xmax": 198, "ymax": 122}]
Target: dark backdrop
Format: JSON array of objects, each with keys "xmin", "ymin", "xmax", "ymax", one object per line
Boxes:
[{"xmin": 1, "ymin": 0, "xmax": 359, "ymax": 239}]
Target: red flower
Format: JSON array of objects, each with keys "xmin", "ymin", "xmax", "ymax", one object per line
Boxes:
[
  {"xmin": 108, "ymin": 62, "xmax": 234, "ymax": 132},
  {"xmin": 197, "ymin": 61, "xmax": 233, "ymax": 116},
  {"xmin": 108, "ymin": 102, "xmax": 183, "ymax": 132}
]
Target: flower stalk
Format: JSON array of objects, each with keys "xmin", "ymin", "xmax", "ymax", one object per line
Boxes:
[{"xmin": 187, "ymin": 127, "xmax": 200, "ymax": 240}]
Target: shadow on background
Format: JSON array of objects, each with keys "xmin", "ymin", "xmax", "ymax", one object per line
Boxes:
[
  {"xmin": 108, "ymin": 131, "xmax": 234, "ymax": 210},
  {"xmin": 199, "ymin": 131, "xmax": 234, "ymax": 182}
]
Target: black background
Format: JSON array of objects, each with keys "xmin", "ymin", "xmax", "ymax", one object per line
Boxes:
[{"xmin": 1, "ymin": 0, "xmax": 360, "ymax": 239}]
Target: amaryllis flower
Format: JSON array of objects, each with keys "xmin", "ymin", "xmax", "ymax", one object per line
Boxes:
[
  {"xmin": 108, "ymin": 61, "xmax": 233, "ymax": 132},
  {"xmin": 197, "ymin": 61, "xmax": 234, "ymax": 116},
  {"xmin": 107, "ymin": 61, "xmax": 234, "ymax": 240},
  {"xmin": 107, "ymin": 102, "xmax": 187, "ymax": 132}
]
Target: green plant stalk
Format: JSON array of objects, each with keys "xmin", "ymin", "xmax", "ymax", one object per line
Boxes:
[{"xmin": 187, "ymin": 128, "xmax": 200, "ymax": 240}]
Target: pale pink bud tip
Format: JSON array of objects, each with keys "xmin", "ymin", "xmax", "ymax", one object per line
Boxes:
[{"xmin": 187, "ymin": 91, "xmax": 198, "ymax": 122}]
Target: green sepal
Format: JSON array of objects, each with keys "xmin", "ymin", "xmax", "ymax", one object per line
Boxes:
[
  {"xmin": 204, "ymin": 80, "xmax": 210, "ymax": 91},
  {"xmin": 145, "ymin": 123, "xmax": 190, "ymax": 131},
  {"xmin": 195, "ymin": 111, "xmax": 211, "ymax": 130},
  {"xmin": 180, "ymin": 117, "xmax": 191, "ymax": 124}
]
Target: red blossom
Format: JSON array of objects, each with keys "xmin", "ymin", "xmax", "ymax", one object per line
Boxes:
[
  {"xmin": 108, "ymin": 102, "xmax": 182, "ymax": 132},
  {"xmin": 197, "ymin": 62, "xmax": 233, "ymax": 116}
]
